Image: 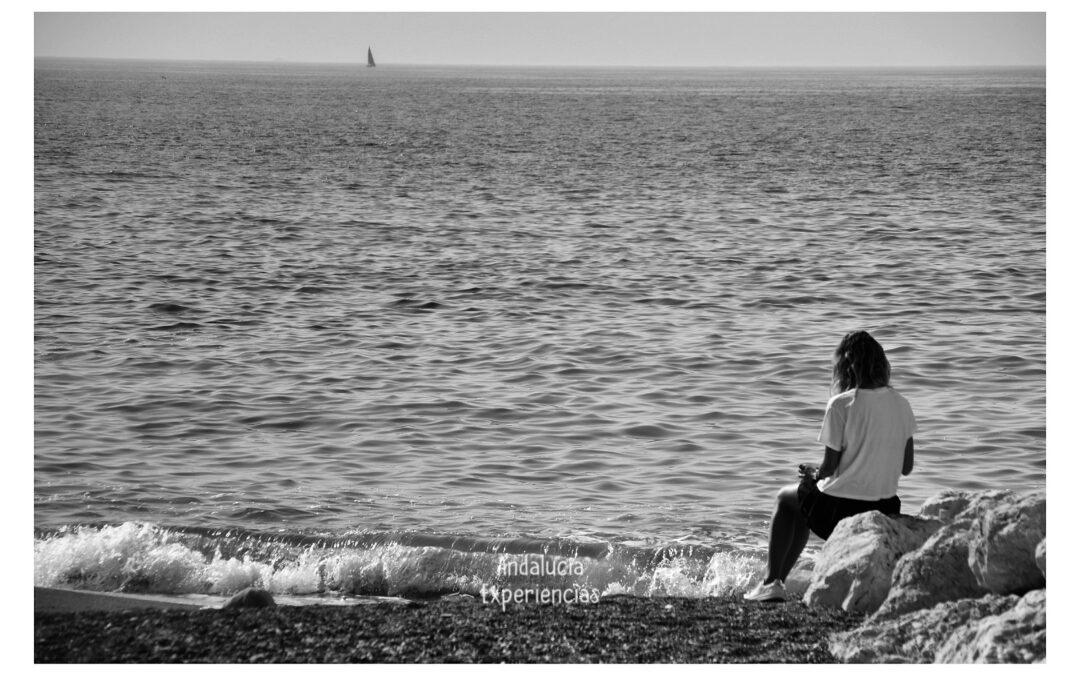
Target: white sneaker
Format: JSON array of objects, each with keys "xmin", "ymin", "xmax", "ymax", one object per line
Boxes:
[{"xmin": 742, "ymin": 579, "xmax": 787, "ymax": 602}]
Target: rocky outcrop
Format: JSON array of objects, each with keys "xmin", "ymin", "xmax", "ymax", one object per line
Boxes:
[
  {"xmin": 803, "ymin": 512, "xmax": 942, "ymax": 614},
  {"xmin": 810, "ymin": 489, "xmax": 1046, "ymax": 664},
  {"xmin": 968, "ymin": 493, "xmax": 1046, "ymax": 594},
  {"xmin": 872, "ymin": 490, "xmax": 1046, "ymax": 620}
]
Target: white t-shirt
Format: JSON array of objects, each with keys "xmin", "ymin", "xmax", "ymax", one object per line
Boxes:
[{"xmin": 816, "ymin": 387, "xmax": 917, "ymax": 501}]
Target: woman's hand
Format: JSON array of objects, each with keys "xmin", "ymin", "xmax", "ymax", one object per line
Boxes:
[{"xmin": 798, "ymin": 463, "xmax": 819, "ymax": 484}]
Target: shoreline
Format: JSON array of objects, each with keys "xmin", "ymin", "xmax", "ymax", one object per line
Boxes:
[
  {"xmin": 35, "ymin": 587, "xmax": 214, "ymax": 613},
  {"xmin": 34, "ymin": 589, "xmax": 862, "ymax": 663}
]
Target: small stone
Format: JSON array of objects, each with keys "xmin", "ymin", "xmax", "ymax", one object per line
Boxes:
[{"xmin": 222, "ymin": 587, "xmax": 276, "ymax": 610}]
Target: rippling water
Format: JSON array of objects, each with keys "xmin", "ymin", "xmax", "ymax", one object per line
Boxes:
[{"xmin": 34, "ymin": 59, "xmax": 1045, "ymax": 598}]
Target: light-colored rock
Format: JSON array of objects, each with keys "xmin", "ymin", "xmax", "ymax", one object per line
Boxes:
[
  {"xmin": 822, "ymin": 489, "xmax": 1047, "ymax": 664},
  {"xmin": 935, "ymin": 590, "xmax": 1046, "ymax": 663},
  {"xmin": 917, "ymin": 489, "xmax": 1018, "ymax": 524},
  {"xmin": 968, "ymin": 493, "xmax": 1046, "ymax": 594},
  {"xmin": 874, "ymin": 521, "xmax": 989, "ymax": 621},
  {"xmin": 830, "ymin": 593, "xmax": 1019, "ymax": 663},
  {"xmin": 804, "ymin": 511, "xmax": 943, "ymax": 614}
]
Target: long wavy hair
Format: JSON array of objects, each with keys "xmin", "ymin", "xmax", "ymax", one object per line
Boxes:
[{"xmin": 832, "ymin": 330, "xmax": 891, "ymax": 394}]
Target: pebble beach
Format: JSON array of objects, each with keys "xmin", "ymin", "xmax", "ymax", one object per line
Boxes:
[{"xmin": 35, "ymin": 589, "xmax": 862, "ymax": 664}]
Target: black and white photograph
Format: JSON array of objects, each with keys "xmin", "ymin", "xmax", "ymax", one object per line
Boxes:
[{"xmin": 31, "ymin": 4, "xmax": 1051, "ymax": 665}]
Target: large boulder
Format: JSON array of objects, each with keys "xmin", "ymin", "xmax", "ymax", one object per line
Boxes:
[
  {"xmin": 829, "ymin": 593, "xmax": 1020, "ymax": 663},
  {"xmin": 935, "ymin": 590, "xmax": 1046, "ymax": 663},
  {"xmin": 803, "ymin": 511, "xmax": 943, "ymax": 614},
  {"xmin": 873, "ymin": 521, "xmax": 989, "ymax": 621},
  {"xmin": 968, "ymin": 493, "xmax": 1046, "ymax": 594},
  {"xmin": 1035, "ymin": 539, "xmax": 1046, "ymax": 579}
]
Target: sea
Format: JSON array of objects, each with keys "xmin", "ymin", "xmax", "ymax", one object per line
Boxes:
[{"xmin": 34, "ymin": 58, "xmax": 1046, "ymax": 603}]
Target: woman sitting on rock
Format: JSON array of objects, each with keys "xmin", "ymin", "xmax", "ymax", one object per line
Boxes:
[{"xmin": 744, "ymin": 330, "xmax": 917, "ymax": 602}]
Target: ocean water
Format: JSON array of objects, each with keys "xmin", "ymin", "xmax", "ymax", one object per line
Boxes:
[{"xmin": 34, "ymin": 59, "xmax": 1045, "ymax": 601}]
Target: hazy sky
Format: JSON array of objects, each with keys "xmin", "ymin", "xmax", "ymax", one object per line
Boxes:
[{"xmin": 33, "ymin": 11, "xmax": 1045, "ymax": 68}]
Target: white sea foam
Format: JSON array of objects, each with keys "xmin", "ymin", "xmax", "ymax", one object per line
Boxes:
[
  {"xmin": 33, "ymin": 523, "xmax": 768, "ymax": 599},
  {"xmin": 34, "ymin": 522, "xmax": 206, "ymax": 593}
]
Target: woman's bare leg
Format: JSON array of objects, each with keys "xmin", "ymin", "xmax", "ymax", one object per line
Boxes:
[
  {"xmin": 778, "ymin": 504, "xmax": 810, "ymax": 581},
  {"xmin": 764, "ymin": 484, "xmax": 811, "ymax": 583}
]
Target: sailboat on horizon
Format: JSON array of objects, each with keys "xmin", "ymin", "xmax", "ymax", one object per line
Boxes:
[{"xmin": 367, "ymin": 47, "xmax": 376, "ymax": 68}]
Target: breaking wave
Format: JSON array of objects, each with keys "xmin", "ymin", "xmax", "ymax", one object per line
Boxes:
[{"xmin": 34, "ymin": 522, "xmax": 767, "ymax": 600}]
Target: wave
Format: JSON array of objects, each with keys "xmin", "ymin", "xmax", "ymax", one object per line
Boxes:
[{"xmin": 33, "ymin": 522, "xmax": 765, "ymax": 600}]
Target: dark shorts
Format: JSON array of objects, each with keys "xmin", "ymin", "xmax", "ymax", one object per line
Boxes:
[{"xmin": 797, "ymin": 481, "xmax": 901, "ymax": 540}]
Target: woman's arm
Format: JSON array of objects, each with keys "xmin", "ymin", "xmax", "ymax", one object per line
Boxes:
[
  {"xmin": 902, "ymin": 437, "xmax": 915, "ymax": 476},
  {"xmin": 817, "ymin": 446, "xmax": 842, "ymax": 479}
]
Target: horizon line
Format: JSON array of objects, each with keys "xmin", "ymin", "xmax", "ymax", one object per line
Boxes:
[{"xmin": 34, "ymin": 55, "xmax": 1047, "ymax": 70}]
